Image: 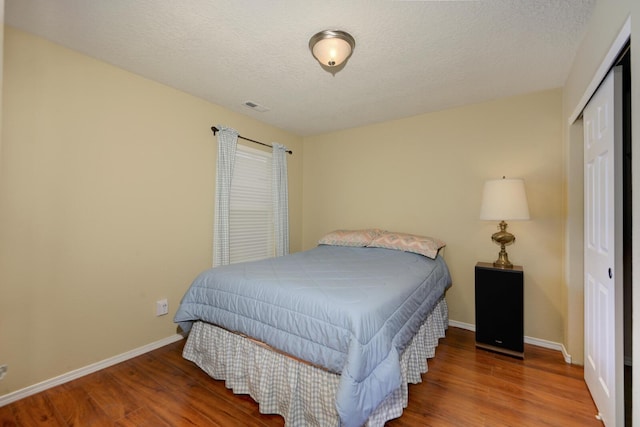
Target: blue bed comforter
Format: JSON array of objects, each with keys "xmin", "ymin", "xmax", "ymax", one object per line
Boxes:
[{"xmin": 174, "ymin": 245, "xmax": 451, "ymax": 426}]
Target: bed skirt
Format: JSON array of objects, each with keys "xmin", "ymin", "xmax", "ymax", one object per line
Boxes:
[{"xmin": 182, "ymin": 297, "xmax": 448, "ymax": 426}]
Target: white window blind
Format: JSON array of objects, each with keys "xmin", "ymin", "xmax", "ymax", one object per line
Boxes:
[{"xmin": 229, "ymin": 144, "xmax": 274, "ymax": 264}]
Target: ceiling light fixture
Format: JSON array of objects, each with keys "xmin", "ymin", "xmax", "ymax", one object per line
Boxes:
[{"xmin": 309, "ymin": 30, "xmax": 355, "ymax": 71}]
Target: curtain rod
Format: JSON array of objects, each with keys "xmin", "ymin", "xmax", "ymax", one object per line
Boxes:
[{"xmin": 211, "ymin": 126, "xmax": 293, "ymax": 155}]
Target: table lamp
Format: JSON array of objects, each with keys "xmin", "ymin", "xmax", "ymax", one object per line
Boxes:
[{"xmin": 479, "ymin": 177, "xmax": 530, "ymax": 268}]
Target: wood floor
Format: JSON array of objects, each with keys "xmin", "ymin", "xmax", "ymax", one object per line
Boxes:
[{"xmin": 0, "ymin": 327, "xmax": 601, "ymax": 426}]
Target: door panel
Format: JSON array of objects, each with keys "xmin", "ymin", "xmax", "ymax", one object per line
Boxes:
[{"xmin": 583, "ymin": 67, "xmax": 624, "ymax": 426}]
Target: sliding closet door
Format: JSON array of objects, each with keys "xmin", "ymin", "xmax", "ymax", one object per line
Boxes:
[{"xmin": 583, "ymin": 66, "xmax": 624, "ymax": 427}]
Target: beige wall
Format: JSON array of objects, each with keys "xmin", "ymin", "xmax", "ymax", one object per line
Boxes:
[
  {"xmin": 302, "ymin": 90, "xmax": 564, "ymax": 343},
  {"xmin": 0, "ymin": 0, "xmax": 4, "ymax": 172},
  {"xmin": 0, "ymin": 27, "xmax": 303, "ymax": 396}
]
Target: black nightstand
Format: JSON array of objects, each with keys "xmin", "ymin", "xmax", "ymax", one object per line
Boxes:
[{"xmin": 475, "ymin": 262, "xmax": 524, "ymax": 358}]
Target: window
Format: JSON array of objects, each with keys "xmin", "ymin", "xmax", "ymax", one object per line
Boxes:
[{"xmin": 229, "ymin": 144, "xmax": 273, "ymax": 263}]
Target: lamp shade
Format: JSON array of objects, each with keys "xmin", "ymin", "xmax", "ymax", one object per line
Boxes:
[
  {"xmin": 309, "ymin": 30, "xmax": 355, "ymax": 67},
  {"xmin": 479, "ymin": 178, "xmax": 530, "ymax": 221}
]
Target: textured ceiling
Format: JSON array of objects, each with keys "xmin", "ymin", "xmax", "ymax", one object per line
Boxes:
[{"xmin": 5, "ymin": 0, "xmax": 596, "ymax": 136}]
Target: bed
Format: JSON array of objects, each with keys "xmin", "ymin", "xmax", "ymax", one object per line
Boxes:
[{"xmin": 174, "ymin": 230, "xmax": 452, "ymax": 426}]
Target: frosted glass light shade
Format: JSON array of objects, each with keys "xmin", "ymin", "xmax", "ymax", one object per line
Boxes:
[
  {"xmin": 480, "ymin": 178, "xmax": 530, "ymax": 220},
  {"xmin": 309, "ymin": 30, "xmax": 355, "ymax": 67}
]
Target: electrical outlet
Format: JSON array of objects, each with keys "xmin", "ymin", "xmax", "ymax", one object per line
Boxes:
[
  {"xmin": 0, "ymin": 365, "xmax": 7, "ymax": 380},
  {"xmin": 156, "ymin": 299, "xmax": 169, "ymax": 316}
]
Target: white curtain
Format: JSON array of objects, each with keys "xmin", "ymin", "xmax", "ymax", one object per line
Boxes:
[
  {"xmin": 213, "ymin": 126, "xmax": 238, "ymax": 266},
  {"xmin": 272, "ymin": 143, "xmax": 289, "ymax": 256}
]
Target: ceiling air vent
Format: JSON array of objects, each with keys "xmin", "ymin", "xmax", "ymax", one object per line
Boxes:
[{"xmin": 243, "ymin": 100, "xmax": 270, "ymax": 113}]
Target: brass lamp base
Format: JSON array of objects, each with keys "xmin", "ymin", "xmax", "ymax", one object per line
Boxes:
[{"xmin": 491, "ymin": 220, "xmax": 515, "ymax": 269}]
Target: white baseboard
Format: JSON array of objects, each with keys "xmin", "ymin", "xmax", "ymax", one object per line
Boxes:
[
  {"xmin": 448, "ymin": 319, "xmax": 475, "ymax": 331},
  {"xmin": 448, "ymin": 319, "xmax": 572, "ymax": 364},
  {"xmin": 0, "ymin": 334, "xmax": 184, "ymax": 407},
  {"xmin": 525, "ymin": 336, "xmax": 572, "ymax": 364}
]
